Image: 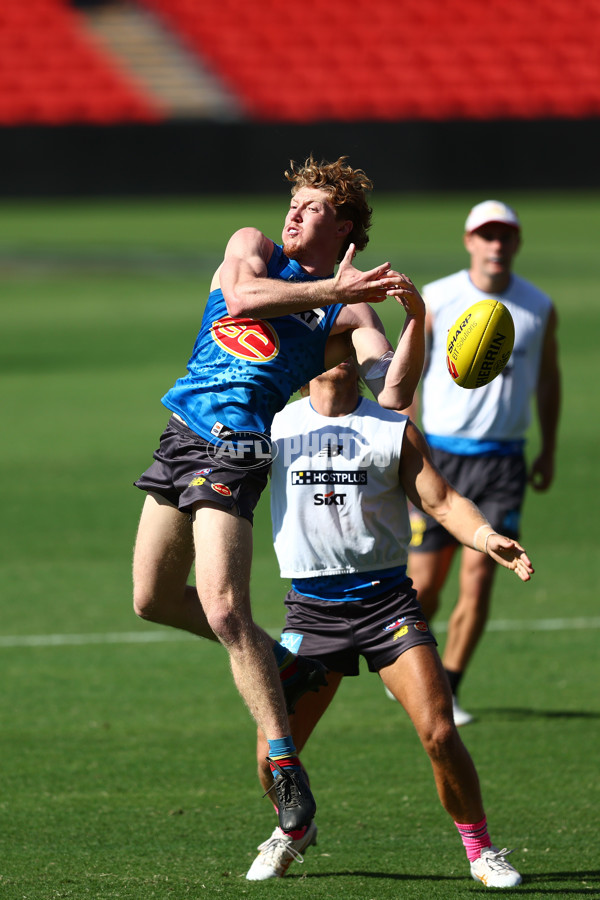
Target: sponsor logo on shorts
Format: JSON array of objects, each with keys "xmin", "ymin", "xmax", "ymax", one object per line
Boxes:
[
  {"xmin": 211, "ymin": 421, "xmax": 225, "ymax": 437},
  {"xmin": 193, "ymin": 468, "xmax": 212, "ymax": 476},
  {"xmin": 414, "ymin": 621, "xmax": 429, "ymax": 632},
  {"xmin": 211, "ymin": 483, "xmax": 232, "ymax": 497},
  {"xmin": 280, "ymin": 632, "xmax": 304, "ymax": 654},
  {"xmin": 189, "ymin": 476, "xmax": 206, "ymax": 486},
  {"xmin": 314, "ymin": 491, "xmax": 346, "ymax": 506},
  {"xmin": 291, "ymin": 470, "xmax": 367, "ymax": 485},
  {"xmin": 383, "ymin": 617, "xmax": 407, "ymax": 632},
  {"xmin": 393, "ymin": 625, "xmax": 409, "ymax": 640},
  {"xmin": 207, "ymin": 431, "xmax": 277, "ymax": 471}
]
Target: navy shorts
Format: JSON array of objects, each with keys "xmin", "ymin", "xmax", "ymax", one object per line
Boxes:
[
  {"xmin": 134, "ymin": 416, "xmax": 269, "ymax": 523},
  {"xmin": 410, "ymin": 448, "xmax": 527, "ymax": 553},
  {"xmin": 279, "ymin": 582, "xmax": 437, "ymax": 675}
]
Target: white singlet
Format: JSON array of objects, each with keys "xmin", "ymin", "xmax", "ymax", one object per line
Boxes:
[
  {"xmin": 270, "ymin": 396, "xmax": 411, "ymax": 577},
  {"xmin": 422, "ymin": 270, "xmax": 553, "ymax": 446}
]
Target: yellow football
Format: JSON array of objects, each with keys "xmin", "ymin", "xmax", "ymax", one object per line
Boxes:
[{"xmin": 446, "ymin": 299, "xmax": 515, "ymax": 389}]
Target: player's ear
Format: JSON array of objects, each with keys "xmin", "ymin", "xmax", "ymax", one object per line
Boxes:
[{"xmin": 337, "ymin": 219, "xmax": 353, "ymax": 238}]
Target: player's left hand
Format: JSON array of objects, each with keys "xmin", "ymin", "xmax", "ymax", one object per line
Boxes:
[
  {"xmin": 486, "ymin": 533, "xmax": 535, "ymax": 582},
  {"xmin": 528, "ymin": 451, "xmax": 555, "ymax": 492},
  {"xmin": 386, "ymin": 275, "xmax": 426, "ymax": 318}
]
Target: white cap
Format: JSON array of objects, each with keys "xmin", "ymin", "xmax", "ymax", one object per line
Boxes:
[{"xmin": 465, "ymin": 200, "xmax": 521, "ymax": 233}]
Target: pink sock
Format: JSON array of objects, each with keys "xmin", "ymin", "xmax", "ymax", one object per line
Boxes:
[
  {"xmin": 455, "ymin": 817, "xmax": 492, "ymax": 862},
  {"xmin": 285, "ymin": 825, "xmax": 307, "ymax": 840}
]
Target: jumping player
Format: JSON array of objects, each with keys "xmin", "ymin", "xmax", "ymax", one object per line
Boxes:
[{"xmin": 132, "ymin": 156, "xmax": 425, "ymax": 837}]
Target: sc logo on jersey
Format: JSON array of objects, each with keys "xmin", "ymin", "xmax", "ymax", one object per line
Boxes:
[
  {"xmin": 211, "ymin": 316, "xmax": 279, "ymax": 362},
  {"xmin": 314, "ymin": 491, "xmax": 346, "ymax": 506}
]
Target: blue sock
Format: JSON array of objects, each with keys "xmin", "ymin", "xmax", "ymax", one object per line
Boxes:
[
  {"xmin": 267, "ymin": 737, "xmax": 300, "ymax": 779},
  {"xmin": 272, "ymin": 640, "xmax": 291, "ymax": 668}
]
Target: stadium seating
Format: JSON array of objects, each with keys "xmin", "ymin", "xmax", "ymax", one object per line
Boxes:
[
  {"xmin": 1, "ymin": 0, "xmax": 599, "ymax": 124},
  {"xmin": 140, "ymin": 0, "xmax": 600, "ymax": 121},
  {"xmin": 0, "ymin": 0, "xmax": 163, "ymax": 124}
]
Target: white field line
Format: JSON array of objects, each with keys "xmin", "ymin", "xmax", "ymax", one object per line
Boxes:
[{"xmin": 1, "ymin": 617, "xmax": 600, "ymax": 648}]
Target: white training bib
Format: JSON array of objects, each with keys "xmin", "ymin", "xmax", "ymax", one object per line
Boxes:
[
  {"xmin": 422, "ymin": 270, "xmax": 553, "ymax": 442},
  {"xmin": 270, "ymin": 396, "xmax": 411, "ymax": 577}
]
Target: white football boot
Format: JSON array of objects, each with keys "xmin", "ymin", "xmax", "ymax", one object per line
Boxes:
[
  {"xmin": 470, "ymin": 846, "xmax": 522, "ymax": 888},
  {"xmin": 246, "ymin": 820, "xmax": 318, "ymax": 881},
  {"xmin": 452, "ymin": 696, "xmax": 474, "ymax": 727}
]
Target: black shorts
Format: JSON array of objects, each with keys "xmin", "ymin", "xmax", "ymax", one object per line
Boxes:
[
  {"xmin": 134, "ymin": 416, "xmax": 269, "ymax": 523},
  {"xmin": 410, "ymin": 448, "xmax": 527, "ymax": 553},
  {"xmin": 280, "ymin": 583, "xmax": 437, "ymax": 675}
]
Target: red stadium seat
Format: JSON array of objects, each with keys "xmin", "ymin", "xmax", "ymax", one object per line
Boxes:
[
  {"xmin": 0, "ymin": 0, "xmax": 164, "ymax": 124},
  {"xmin": 136, "ymin": 0, "xmax": 600, "ymax": 121},
  {"xmin": 2, "ymin": 0, "xmax": 597, "ymax": 124}
]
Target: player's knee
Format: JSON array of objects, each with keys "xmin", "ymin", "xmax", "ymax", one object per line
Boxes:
[
  {"xmin": 204, "ymin": 603, "xmax": 247, "ymax": 646},
  {"xmin": 132, "ymin": 586, "xmax": 159, "ymax": 621},
  {"xmin": 420, "ymin": 716, "xmax": 456, "ymax": 759}
]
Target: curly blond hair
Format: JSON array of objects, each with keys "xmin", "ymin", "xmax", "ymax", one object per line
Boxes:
[{"xmin": 285, "ymin": 155, "xmax": 373, "ymax": 261}]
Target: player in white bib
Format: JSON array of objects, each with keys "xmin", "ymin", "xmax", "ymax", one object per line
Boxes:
[
  {"xmin": 246, "ymin": 359, "xmax": 533, "ymax": 888},
  {"xmin": 407, "ymin": 200, "xmax": 561, "ymax": 726}
]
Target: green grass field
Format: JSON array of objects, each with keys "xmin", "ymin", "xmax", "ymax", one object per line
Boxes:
[{"xmin": 1, "ymin": 191, "xmax": 599, "ymax": 899}]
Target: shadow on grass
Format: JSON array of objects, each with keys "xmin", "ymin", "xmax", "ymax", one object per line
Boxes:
[
  {"xmin": 478, "ymin": 708, "xmax": 600, "ymax": 720},
  {"xmin": 519, "ymin": 868, "xmax": 600, "ymax": 894},
  {"xmin": 285, "ymin": 868, "xmax": 600, "ymax": 894}
]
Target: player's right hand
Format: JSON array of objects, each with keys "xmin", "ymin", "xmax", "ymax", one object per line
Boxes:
[{"xmin": 334, "ymin": 243, "xmax": 402, "ymax": 304}]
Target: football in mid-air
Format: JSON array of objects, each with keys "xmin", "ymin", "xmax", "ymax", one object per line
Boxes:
[{"xmin": 446, "ymin": 299, "xmax": 515, "ymax": 389}]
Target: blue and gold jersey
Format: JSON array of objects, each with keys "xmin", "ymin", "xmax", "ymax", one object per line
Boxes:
[{"xmin": 162, "ymin": 244, "xmax": 344, "ymax": 442}]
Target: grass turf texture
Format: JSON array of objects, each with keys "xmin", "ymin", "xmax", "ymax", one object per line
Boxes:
[{"xmin": 1, "ymin": 192, "xmax": 599, "ymax": 898}]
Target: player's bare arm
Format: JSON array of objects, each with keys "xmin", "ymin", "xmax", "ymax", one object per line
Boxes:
[
  {"xmin": 326, "ymin": 288, "xmax": 425, "ymax": 410},
  {"xmin": 218, "ymin": 230, "xmax": 401, "ymax": 319},
  {"xmin": 401, "ymin": 421, "xmax": 534, "ymax": 582},
  {"xmin": 530, "ymin": 304, "xmax": 561, "ymax": 491}
]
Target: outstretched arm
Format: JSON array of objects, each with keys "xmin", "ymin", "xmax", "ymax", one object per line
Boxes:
[
  {"xmin": 219, "ymin": 231, "xmax": 403, "ymax": 319},
  {"xmin": 401, "ymin": 421, "xmax": 534, "ymax": 582},
  {"xmin": 338, "ymin": 275, "xmax": 425, "ymax": 410}
]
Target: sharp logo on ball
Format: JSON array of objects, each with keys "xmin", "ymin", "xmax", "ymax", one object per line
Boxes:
[
  {"xmin": 447, "ymin": 313, "xmax": 477, "ymax": 358},
  {"xmin": 211, "ymin": 316, "xmax": 279, "ymax": 362}
]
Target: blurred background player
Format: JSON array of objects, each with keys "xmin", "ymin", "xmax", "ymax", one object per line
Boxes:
[
  {"xmin": 246, "ymin": 359, "xmax": 532, "ymax": 887},
  {"xmin": 132, "ymin": 156, "xmax": 425, "ymax": 836},
  {"xmin": 406, "ymin": 200, "xmax": 560, "ymax": 725}
]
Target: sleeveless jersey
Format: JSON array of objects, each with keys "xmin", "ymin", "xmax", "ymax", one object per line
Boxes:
[
  {"xmin": 270, "ymin": 396, "xmax": 411, "ymax": 577},
  {"xmin": 421, "ymin": 270, "xmax": 553, "ymax": 451},
  {"xmin": 162, "ymin": 244, "xmax": 344, "ymax": 442}
]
